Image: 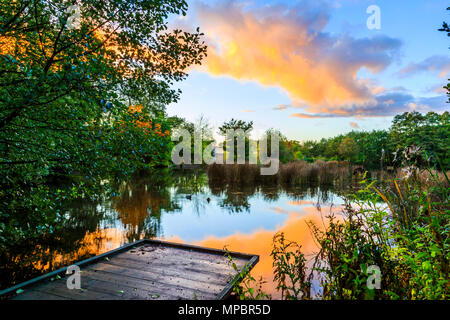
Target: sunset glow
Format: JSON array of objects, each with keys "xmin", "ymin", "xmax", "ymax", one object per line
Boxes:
[{"xmin": 169, "ymin": 0, "xmax": 449, "ymax": 139}]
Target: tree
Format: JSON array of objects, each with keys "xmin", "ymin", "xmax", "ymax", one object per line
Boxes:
[
  {"xmin": 0, "ymin": 0, "xmax": 206, "ymax": 245},
  {"xmin": 324, "ymin": 136, "xmax": 344, "ymax": 160},
  {"xmin": 344, "ymin": 130, "xmax": 391, "ymax": 169},
  {"xmin": 338, "ymin": 137, "xmax": 359, "ymax": 162},
  {"xmin": 390, "ymin": 112, "xmax": 450, "ymax": 169},
  {"xmin": 264, "ymin": 129, "xmax": 301, "ymax": 164},
  {"xmin": 217, "ymin": 119, "xmax": 254, "ymax": 162},
  {"xmin": 194, "ymin": 115, "xmax": 213, "ymax": 141},
  {"xmin": 0, "ymin": 0, "xmax": 206, "ymax": 170},
  {"xmin": 218, "ymin": 118, "xmax": 253, "ymax": 135},
  {"xmin": 172, "ymin": 115, "xmax": 213, "ymax": 163}
]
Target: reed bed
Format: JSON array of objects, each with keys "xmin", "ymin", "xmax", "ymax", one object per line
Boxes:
[{"xmin": 207, "ymin": 160, "xmax": 353, "ymax": 187}]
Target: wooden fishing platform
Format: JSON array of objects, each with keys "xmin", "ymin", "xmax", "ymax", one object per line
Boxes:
[{"xmin": 0, "ymin": 239, "xmax": 258, "ymax": 300}]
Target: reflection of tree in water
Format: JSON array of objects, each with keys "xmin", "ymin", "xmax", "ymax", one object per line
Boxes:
[
  {"xmin": 1, "ymin": 168, "xmax": 186, "ymax": 289},
  {"xmin": 259, "ymin": 185, "xmax": 281, "ymax": 201},
  {"xmin": 208, "ymin": 178, "xmax": 341, "ymax": 214},
  {"xmin": 172, "ymin": 169, "xmax": 209, "ymax": 195},
  {"xmin": 0, "ymin": 198, "xmax": 107, "ymax": 290},
  {"xmin": 209, "ymin": 183, "xmax": 253, "ymax": 213},
  {"xmin": 220, "ymin": 190, "xmax": 251, "ymax": 213},
  {"xmin": 163, "ymin": 169, "xmax": 349, "ymax": 215},
  {"xmin": 170, "ymin": 169, "xmax": 211, "ymax": 216},
  {"xmin": 112, "ymin": 169, "xmax": 181, "ymax": 242},
  {"xmin": 284, "ymin": 185, "xmax": 336, "ymax": 206}
]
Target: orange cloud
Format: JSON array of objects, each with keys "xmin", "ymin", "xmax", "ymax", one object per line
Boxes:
[
  {"xmin": 290, "ymin": 113, "xmax": 330, "ymax": 119},
  {"xmin": 273, "ymin": 104, "xmax": 289, "ymax": 111},
  {"xmin": 196, "ymin": 1, "xmax": 401, "ymax": 112},
  {"xmin": 349, "ymin": 122, "xmax": 359, "ymax": 129}
]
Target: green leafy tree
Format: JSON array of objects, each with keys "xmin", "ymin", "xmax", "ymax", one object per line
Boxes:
[
  {"xmin": 0, "ymin": 0, "xmax": 206, "ymax": 245},
  {"xmin": 390, "ymin": 112, "xmax": 450, "ymax": 169},
  {"xmin": 218, "ymin": 118, "xmax": 254, "ymax": 135},
  {"xmin": 338, "ymin": 137, "xmax": 359, "ymax": 162},
  {"xmin": 348, "ymin": 130, "xmax": 391, "ymax": 169},
  {"xmin": 0, "ymin": 0, "xmax": 206, "ymax": 169},
  {"xmin": 219, "ymin": 119, "xmax": 254, "ymax": 162}
]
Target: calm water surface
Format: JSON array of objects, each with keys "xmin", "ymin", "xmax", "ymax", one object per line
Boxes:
[{"xmin": 1, "ymin": 168, "xmax": 356, "ymax": 297}]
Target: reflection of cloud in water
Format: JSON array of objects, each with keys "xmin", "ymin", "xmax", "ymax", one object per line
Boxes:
[
  {"xmin": 269, "ymin": 206, "xmax": 289, "ymax": 214},
  {"xmin": 159, "ymin": 196, "xmax": 292, "ymax": 241},
  {"xmin": 164, "ymin": 205, "xmax": 342, "ymax": 299},
  {"xmin": 287, "ymin": 200, "xmax": 318, "ymax": 206}
]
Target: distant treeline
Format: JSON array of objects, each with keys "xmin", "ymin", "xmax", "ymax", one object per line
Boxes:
[{"xmin": 277, "ymin": 111, "xmax": 449, "ymax": 170}]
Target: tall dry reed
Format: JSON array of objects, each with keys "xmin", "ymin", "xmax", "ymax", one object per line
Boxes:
[{"xmin": 207, "ymin": 161, "xmax": 353, "ymax": 187}]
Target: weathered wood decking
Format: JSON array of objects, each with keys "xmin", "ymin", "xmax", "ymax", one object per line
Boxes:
[{"xmin": 1, "ymin": 240, "xmax": 258, "ymax": 300}]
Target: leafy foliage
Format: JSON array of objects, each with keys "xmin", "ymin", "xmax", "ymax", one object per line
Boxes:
[
  {"xmin": 218, "ymin": 118, "xmax": 254, "ymax": 135},
  {"xmin": 0, "ymin": 0, "xmax": 206, "ymax": 246},
  {"xmin": 284, "ymin": 112, "xmax": 448, "ymax": 170},
  {"xmin": 225, "ymin": 247, "xmax": 271, "ymax": 300},
  {"xmin": 390, "ymin": 112, "xmax": 450, "ymax": 169},
  {"xmin": 271, "ymin": 232, "xmax": 311, "ymax": 300}
]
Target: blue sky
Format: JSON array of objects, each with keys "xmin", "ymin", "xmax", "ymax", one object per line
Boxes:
[{"xmin": 167, "ymin": 0, "xmax": 449, "ymax": 141}]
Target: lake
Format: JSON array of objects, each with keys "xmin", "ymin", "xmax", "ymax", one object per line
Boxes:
[{"xmin": 1, "ymin": 167, "xmax": 364, "ymax": 298}]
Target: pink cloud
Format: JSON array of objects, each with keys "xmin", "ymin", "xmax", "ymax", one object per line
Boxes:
[{"xmin": 399, "ymin": 55, "xmax": 450, "ymax": 78}]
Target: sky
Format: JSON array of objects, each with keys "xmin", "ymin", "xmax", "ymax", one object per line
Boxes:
[{"xmin": 166, "ymin": 0, "xmax": 450, "ymax": 141}]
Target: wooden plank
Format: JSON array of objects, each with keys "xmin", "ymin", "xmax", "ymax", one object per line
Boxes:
[
  {"xmin": 110, "ymin": 254, "xmax": 235, "ymax": 285},
  {"xmin": 11, "ymin": 262, "xmax": 224, "ymax": 301},
  {"xmin": 132, "ymin": 245, "xmax": 247, "ymax": 270},
  {"xmin": 32, "ymin": 278, "xmax": 117, "ymax": 300},
  {"xmin": 139, "ymin": 242, "xmax": 251, "ymax": 263},
  {"xmin": 80, "ymin": 269, "xmax": 213, "ymax": 300},
  {"xmin": 79, "ymin": 269, "xmax": 188, "ymax": 300},
  {"xmin": 0, "ymin": 239, "xmax": 146, "ymax": 298},
  {"xmin": 85, "ymin": 261, "xmax": 221, "ymax": 298},
  {"xmin": 50, "ymin": 274, "xmax": 180, "ymax": 300},
  {"xmin": 18, "ymin": 271, "xmax": 183, "ymax": 300},
  {"xmin": 12, "ymin": 276, "xmax": 114, "ymax": 300},
  {"xmin": 109, "ymin": 259, "xmax": 230, "ymax": 289},
  {"xmin": 143, "ymin": 239, "xmax": 256, "ymax": 260},
  {"xmin": 12, "ymin": 288, "xmax": 71, "ymax": 300},
  {"xmin": 2, "ymin": 239, "xmax": 259, "ymax": 300}
]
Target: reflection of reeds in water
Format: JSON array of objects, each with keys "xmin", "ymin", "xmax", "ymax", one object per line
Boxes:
[{"xmin": 207, "ymin": 161, "xmax": 353, "ymax": 188}]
